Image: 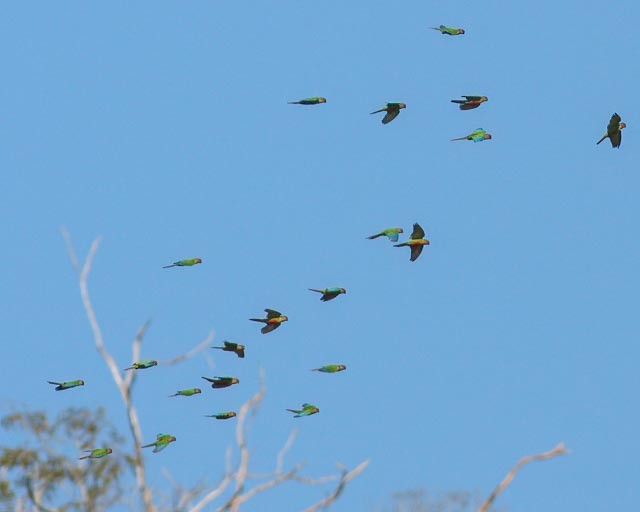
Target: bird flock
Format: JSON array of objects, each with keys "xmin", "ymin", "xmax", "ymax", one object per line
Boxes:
[{"xmin": 47, "ymin": 21, "xmax": 626, "ymax": 463}]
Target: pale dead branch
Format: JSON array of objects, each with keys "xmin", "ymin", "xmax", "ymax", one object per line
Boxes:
[
  {"xmin": 301, "ymin": 460, "xmax": 371, "ymax": 512},
  {"xmin": 476, "ymin": 442, "xmax": 568, "ymax": 512}
]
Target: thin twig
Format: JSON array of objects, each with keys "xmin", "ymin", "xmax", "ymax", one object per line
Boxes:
[
  {"xmin": 301, "ymin": 460, "xmax": 370, "ymax": 512},
  {"xmin": 158, "ymin": 330, "xmax": 214, "ymax": 366},
  {"xmin": 476, "ymin": 442, "xmax": 568, "ymax": 512}
]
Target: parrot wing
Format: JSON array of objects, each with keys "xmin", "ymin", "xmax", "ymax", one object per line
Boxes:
[
  {"xmin": 410, "ymin": 223, "xmax": 425, "ymax": 239},
  {"xmin": 607, "ymin": 113, "xmax": 621, "ymax": 134},
  {"xmin": 265, "ymin": 309, "xmax": 282, "ymax": 319},
  {"xmin": 261, "ymin": 323, "xmax": 280, "ymax": 334},
  {"xmin": 381, "ymin": 108, "xmax": 400, "ymax": 124},
  {"xmin": 610, "ymin": 130, "xmax": 622, "ymax": 148},
  {"xmin": 410, "ymin": 245, "xmax": 424, "ymax": 262}
]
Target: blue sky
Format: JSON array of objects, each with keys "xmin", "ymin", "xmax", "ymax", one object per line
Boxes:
[{"xmin": 2, "ymin": 1, "xmax": 639, "ymax": 510}]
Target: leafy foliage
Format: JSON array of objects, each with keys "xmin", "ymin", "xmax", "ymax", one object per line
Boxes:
[{"xmin": 0, "ymin": 407, "xmax": 132, "ymax": 512}]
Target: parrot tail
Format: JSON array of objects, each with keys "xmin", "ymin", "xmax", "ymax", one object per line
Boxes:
[
  {"xmin": 47, "ymin": 381, "xmax": 61, "ymax": 385},
  {"xmin": 78, "ymin": 455, "xmax": 89, "ymax": 460},
  {"xmin": 286, "ymin": 409, "xmax": 299, "ymax": 413},
  {"xmin": 249, "ymin": 318, "xmax": 267, "ymax": 323},
  {"xmin": 370, "ymin": 109, "xmax": 385, "ymax": 115},
  {"xmin": 450, "ymin": 100, "xmax": 465, "ymax": 104},
  {"xmin": 287, "ymin": 101, "xmax": 301, "ymax": 104},
  {"xmin": 308, "ymin": 288, "xmax": 323, "ymax": 293},
  {"xmin": 596, "ymin": 134, "xmax": 607, "ymax": 145},
  {"xmin": 450, "ymin": 136, "xmax": 468, "ymax": 141},
  {"xmin": 123, "ymin": 367, "xmax": 134, "ymax": 371},
  {"xmin": 141, "ymin": 443, "xmax": 154, "ymax": 449},
  {"xmin": 366, "ymin": 233, "xmax": 383, "ymax": 239},
  {"xmin": 394, "ymin": 243, "xmax": 407, "ymax": 247},
  {"xmin": 162, "ymin": 264, "xmax": 177, "ymax": 268},
  {"xmin": 168, "ymin": 393, "xmax": 178, "ymax": 397}
]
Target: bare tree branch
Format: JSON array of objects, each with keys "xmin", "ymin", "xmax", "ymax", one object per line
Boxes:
[
  {"xmin": 301, "ymin": 460, "xmax": 370, "ymax": 512},
  {"xmin": 476, "ymin": 442, "xmax": 568, "ymax": 512},
  {"xmin": 158, "ymin": 330, "xmax": 214, "ymax": 367},
  {"xmin": 24, "ymin": 478, "xmax": 56, "ymax": 512},
  {"xmin": 62, "ymin": 230, "xmax": 157, "ymax": 512}
]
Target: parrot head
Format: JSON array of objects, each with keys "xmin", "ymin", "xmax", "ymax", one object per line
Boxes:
[
  {"xmin": 338, "ymin": 365, "xmax": 347, "ymax": 371},
  {"xmin": 484, "ymin": 133, "xmax": 492, "ymax": 140},
  {"xmin": 194, "ymin": 388, "xmax": 202, "ymax": 394},
  {"xmin": 319, "ymin": 97, "xmax": 327, "ymax": 103},
  {"xmin": 339, "ymin": 288, "xmax": 347, "ymax": 294},
  {"xmin": 232, "ymin": 378, "xmax": 240, "ymax": 384},
  {"xmin": 459, "ymin": 28, "xmax": 466, "ymax": 34},
  {"xmin": 398, "ymin": 228, "xmax": 404, "ymax": 233},
  {"xmin": 229, "ymin": 412, "xmax": 237, "ymax": 418},
  {"xmin": 106, "ymin": 448, "xmax": 113, "ymax": 454},
  {"xmin": 194, "ymin": 258, "xmax": 203, "ymax": 264},
  {"xmin": 79, "ymin": 380, "xmax": 86, "ymax": 386},
  {"xmin": 281, "ymin": 315, "xmax": 289, "ymax": 322},
  {"xmin": 619, "ymin": 122, "xmax": 627, "ymax": 130},
  {"xmin": 481, "ymin": 96, "xmax": 488, "ymax": 102},
  {"xmin": 399, "ymin": 103, "xmax": 407, "ymax": 109}
]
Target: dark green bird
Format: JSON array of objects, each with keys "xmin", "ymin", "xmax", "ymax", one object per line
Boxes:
[
  {"xmin": 78, "ymin": 448, "xmax": 112, "ymax": 460},
  {"xmin": 370, "ymin": 103, "xmax": 406, "ymax": 124},
  {"xmin": 308, "ymin": 287, "xmax": 347, "ymax": 302},
  {"xmin": 201, "ymin": 376, "xmax": 240, "ymax": 389},
  {"xmin": 367, "ymin": 227, "xmax": 404, "ymax": 242},
  {"xmin": 162, "ymin": 258, "xmax": 202, "ymax": 269},
  {"xmin": 430, "ymin": 25, "xmax": 465, "ymax": 35},
  {"xmin": 142, "ymin": 433, "xmax": 176, "ymax": 453},
  {"xmin": 288, "ymin": 97, "xmax": 327, "ymax": 105},
  {"xmin": 250, "ymin": 309, "xmax": 288, "ymax": 334},
  {"xmin": 212, "ymin": 341, "xmax": 245, "ymax": 358},
  {"xmin": 205, "ymin": 411, "xmax": 237, "ymax": 420},
  {"xmin": 123, "ymin": 360, "xmax": 158, "ymax": 371},
  {"xmin": 286, "ymin": 403, "xmax": 319, "ymax": 417},
  {"xmin": 311, "ymin": 364, "xmax": 346, "ymax": 373},
  {"xmin": 597, "ymin": 113, "xmax": 626, "ymax": 148},
  {"xmin": 48, "ymin": 379, "xmax": 85, "ymax": 391},
  {"xmin": 168, "ymin": 388, "xmax": 202, "ymax": 397},
  {"xmin": 394, "ymin": 223, "xmax": 430, "ymax": 261}
]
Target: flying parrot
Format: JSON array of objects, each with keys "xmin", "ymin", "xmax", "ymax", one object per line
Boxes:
[
  {"xmin": 308, "ymin": 287, "xmax": 347, "ymax": 302},
  {"xmin": 430, "ymin": 25, "xmax": 465, "ymax": 35},
  {"xmin": 123, "ymin": 360, "xmax": 158, "ymax": 371},
  {"xmin": 370, "ymin": 103, "xmax": 406, "ymax": 124},
  {"xmin": 286, "ymin": 403, "xmax": 320, "ymax": 417},
  {"xmin": 288, "ymin": 97, "xmax": 327, "ymax": 105},
  {"xmin": 168, "ymin": 388, "xmax": 202, "ymax": 397},
  {"xmin": 162, "ymin": 258, "xmax": 202, "ymax": 269},
  {"xmin": 394, "ymin": 223, "xmax": 430, "ymax": 262},
  {"xmin": 367, "ymin": 227, "xmax": 404, "ymax": 242},
  {"xmin": 451, "ymin": 128, "xmax": 492, "ymax": 142},
  {"xmin": 311, "ymin": 364, "xmax": 346, "ymax": 373},
  {"xmin": 205, "ymin": 412, "xmax": 237, "ymax": 420},
  {"xmin": 78, "ymin": 448, "xmax": 112, "ymax": 460},
  {"xmin": 451, "ymin": 96, "xmax": 488, "ymax": 110},
  {"xmin": 597, "ymin": 113, "xmax": 626, "ymax": 148},
  {"xmin": 142, "ymin": 433, "xmax": 176, "ymax": 453},
  {"xmin": 201, "ymin": 376, "xmax": 240, "ymax": 389},
  {"xmin": 249, "ymin": 309, "xmax": 288, "ymax": 334},
  {"xmin": 48, "ymin": 379, "xmax": 84, "ymax": 391},
  {"xmin": 212, "ymin": 341, "xmax": 245, "ymax": 358}
]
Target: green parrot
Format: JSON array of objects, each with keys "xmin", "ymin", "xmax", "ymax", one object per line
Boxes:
[
  {"xmin": 78, "ymin": 448, "xmax": 112, "ymax": 460},
  {"xmin": 308, "ymin": 287, "xmax": 347, "ymax": 302},
  {"xmin": 311, "ymin": 364, "xmax": 346, "ymax": 373},
  {"xmin": 451, "ymin": 96, "xmax": 488, "ymax": 110},
  {"xmin": 367, "ymin": 227, "xmax": 404, "ymax": 242},
  {"xmin": 394, "ymin": 223, "xmax": 430, "ymax": 262},
  {"xmin": 288, "ymin": 97, "xmax": 327, "ymax": 105},
  {"xmin": 48, "ymin": 379, "xmax": 84, "ymax": 391},
  {"xmin": 142, "ymin": 433, "xmax": 176, "ymax": 453},
  {"xmin": 597, "ymin": 113, "xmax": 626, "ymax": 148},
  {"xmin": 205, "ymin": 411, "xmax": 237, "ymax": 420},
  {"xmin": 430, "ymin": 25, "xmax": 465, "ymax": 35},
  {"xmin": 212, "ymin": 341, "xmax": 245, "ymax": 358},
  {"xmin": 168, "ymin": 388, "xmax": 202, "ymax": 397},
  {"xmin": 250, "ymin": 309, "xmax": 288, "ymax": 334},
  {"xmin": 201, "ymin": 376, "xmax": 240, "ymax": 389},
  {"xmin": 451, "ymin": 128, "xmax": 492, "ymax": 142},
  {"xmin": 286, "ymin": 403, "xmax": 319, "ymax": 418},
  {"xmin": 370, "ymin": 103, "xmax": 406, "ymax": 124},
  {"xmin": 162, "ymin": 258, "xmax": 202, "ymax": 269},
  {"xmin": 123, "ymin": 360, "xmax": 158, "ymax": 371}
]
